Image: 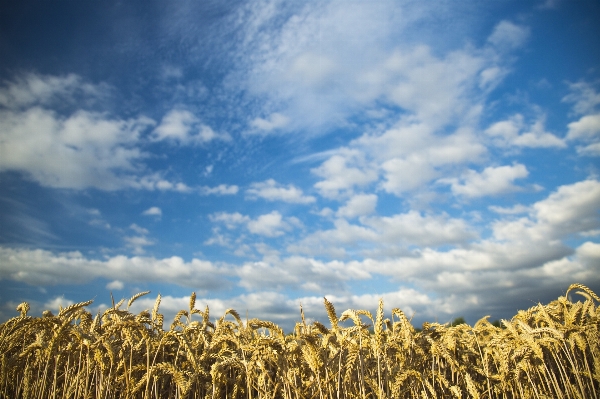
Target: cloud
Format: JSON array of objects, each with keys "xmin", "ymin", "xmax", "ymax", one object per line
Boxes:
[
  {"xmin": 567, "ymin": 114, "xmax": 600, "ymax": 140},
  {"xmin": 0, "ymin": 73, "xmax": 199, "ymax": 192},
  {"xmin": 250, "ymin": 113, "xmax": 289, "ymax": 132},
  {"xmin": 486, "ymin": 20, "xmax": 530, "ymax": 51},
  {"xmin": 532, "ymin": 179, "xmax": 600, "ymax": 235},
  {"xmin": 200, "ymin": 184, "xmax": 239, "ymax": 195},
  {"xmin": 0, "ymin": 247, "xmax": 232, "ymax": 289},
  {"xmin": 106, "ymin": 280, "xmax": 124, "ymax": 290},
  {"xmin": 362, "ymin": 211, "xmax": 477, "ymax": 248},
  {"xmin": 485, "ymin": 114, "xmax": 566, "ymax": 148},
  {"xmin": 290, "ymin": 179, "xmax": 599, "ymax": 306},
  {"xmin": 562, "ymin": 80, "xmax": 600, "ymax": 116},
  {"xmin": 312, "ymin": 149, "xmax": 378, "ymax": 199},
  {"xmin": 247, "ymin": 211, "xmax": 291, "ymax": 237},
  {"xmin": 124, "ymin": 236, "xmax": 155, "ymax": 255},
  {"xmin": 209, "ymin": 212, "xmax": 251, "ymax": 229},
  {"xmin": 43, "ymin": 296, "xmax": 75, "ymax": 313},
  {"xmin": 246, "ymin": 179, "xmax": 315, "ymax": 204},
  {"xmin": 236, "ymin": 256, "xmax": 370, "ymax": 293},
  {"xmin": 336, "ymin": 193, "xmax": 378, "ymax": 219},
  {"xmin": 291, "ymin": 210, "xmax": 475, "ymax": 258},
  {"xmin": 142, "ymin": 207, "xmax": 162, "ymax": 217},
  {"xmin": 441, "ymin": 164, "xmax": 529, "ymax": 198},
  {"xmin": 488, "ymin": 204, "xmax": 530, "ymax": 215},
  {"xmin": 209, "ymin": 210, "xmax": 300, "ymax": 239},
  {"xmin": 565, "ymin": 114, "xmax": 600, "ymax": 156},
  {"xmin": 0, "ymin": 73, "xmax": 109, "ymax": 110},
  {"xmin": 152, "ymin": 109, "xmax": 230, "ymax": 145},
  {"xmin": 129, "ymin": 174, "xmax": 193, "ymax": 192},
  {"xmin": 0, "ymin": 107, "xmax": 154, "ymax": 190},
  {"xmin": 562, "ymin": 81, "xmax": 600, "ymax": 156},
  {"xmin": 233, "ymin": 1, "xmax": 509, "ymax": 135},
  {"xmin": 129, "ymin": 223, "xmax": 149, "ymax": 235}
]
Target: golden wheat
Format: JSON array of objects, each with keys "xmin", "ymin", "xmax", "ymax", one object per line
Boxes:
[{"xmin": 0, "ymin": 283, "xmax": 598, "ymax": 398}]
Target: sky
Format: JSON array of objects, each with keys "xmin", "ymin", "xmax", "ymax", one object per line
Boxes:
[{"xmin": 0, "ymin": 0, "xmax": 599, "ymax": 331}]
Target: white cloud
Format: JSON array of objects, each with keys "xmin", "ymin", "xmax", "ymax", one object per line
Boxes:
[
  {"xmin": 247, "ymin": 211, "xmax": 290, "ymax": 237},
  {"xmin": 235, "ymin": 1, "xmax": 510, "ymax": 136},
  {"xmin": 336, "ymin": 193, "xmax": 378, "ymax": 219},
  {"xmin": 442, "ymin": 164, "xmax": 529, "ymax": 198},
  {"xmin": 246, "ymin": 179, "xmax": 315, "ymax": 204},
  {"xmin": 236, "ymin": 2, "xmax": 538, "ymax": 204},
  {"xmin": 566, "ymin": 114, "xmax": 600, "ymax": 155},
  {"xmin": 152, "ymin": 109, "xmax": 230, "ymax": 145},
  {"xmin": 209, "ymin": 212, "xmax": 251, "ymax": 229},
  {"xmin": 200, "ymin": 184, "xmax": 239, "ymax": 195},
  {"xmin": 0, "ymin": 107, "xmax": 156, "ymax": 190},
  {"xmin": 362, "ymin": 211, "xmax": 477, "ymax": 248},
  {"xmin": 124, "ymin": 235, "xmax": 155, "ymax": 255},
  {"xmin": 142, "ymin": 207, "xmax": 162, "ymax": 217},
  {"xmin": 0, "ymin": 73, "xmax": 199, "ymax": 192},
  {"xmin": 380, "ymin": 155, "xmax": 438, "ymax": 195},
  {"xmin": 488, "ymin": 204, "xmax": 529, "ymax": 215},
  {"xmin": 532, "ymin": 179, "xmax": 600, "ymax": 235},
  {"xmin": 349, "ymin": 122, "xmax": 487, "ymax": 196},
  {"xmin": 285, "ymin": 52, "xmax": 337, "ymax": 91},
  {"xmin": 43, "ymin": 296, "xmax": 75, "ymax": 313},
  {"xmin": 129, "ymin": 223, "xmax": 149, "ymax": 235},
  {"xmin": 207, "ymin": 209, "xmax": 302, "ymax": 246},
  {"xmin": 575, "ymin": 142, "xmax": 600, "ymax": 156},
  {"xmin": 562, "ymin": 81, "xmax": 600, "ymax": 116},
  {"xmin": 236, "ymin": 256, "xmax": 369, "ymax": 293},
  {"xmin": 0, "ymin": 73, "xmax": 109, "ymax": 109},
  {"xmin": 485, "ymin": 114, "xmax": 566, "ymax": 148},
  {"xmin": 291, "ymin": 209, "xmax": 475, "ymax": 258},
  {"xmin": 250, "ymin": 113, "xmax": 289, "ymax": 132},
  {"xmin": 486, "ymin": 20, "xmax": 530, "ymax": 51},
  {"xmin": 125, "ymin": 174, "xmax": 192, "ymax": 192},
  {"xmin": 288, "ymin": 218, "xmax": 379, "ymax": 258},
  {"xmin": 0, "ymin": 247, "xmax": 232, "ymax": 289},
  {"xmin": 562, "ymin": 81, "xmax": 600, "ymax": 156},
  {"xmin": 312, "ymin": 149, "xmax": 378, "ymax": 199},
  {"xmin": 106, "ymin": 280, "xmax": 124, "ymax": 290}
]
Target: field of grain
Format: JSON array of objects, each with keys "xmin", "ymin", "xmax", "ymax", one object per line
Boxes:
[{"xmin": 1, "ymin": 283, "xmax": 598, "ymax": 399}]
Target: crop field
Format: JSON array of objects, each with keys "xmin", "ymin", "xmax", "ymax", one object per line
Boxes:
[{"xmin": 1, "ymin": 283, "xmax": 598, "ymax": 399}]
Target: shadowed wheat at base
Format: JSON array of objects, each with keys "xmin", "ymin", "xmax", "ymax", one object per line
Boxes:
[{"xmin": 1, "ymin": 283, "xmax": 598, "ymax": 398}]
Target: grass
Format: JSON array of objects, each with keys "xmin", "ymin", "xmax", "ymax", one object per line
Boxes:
[{"xmin": 0, "ymin": 283, "xmax": 598, "ymax": 398}]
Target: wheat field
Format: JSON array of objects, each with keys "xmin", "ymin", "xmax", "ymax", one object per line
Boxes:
[{"xmin": 1, "ymin": 283, "xmax": 598, "ymax": 399}]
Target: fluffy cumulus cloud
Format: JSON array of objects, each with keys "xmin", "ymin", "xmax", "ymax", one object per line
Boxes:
[
  {"xmin": 200, "ymin": 184, "xmax": 239, "ymax": 195},
  {"xmin": 0, "ymin": 106, "xmax": 153, "ymax": 190},
  {"xmin": 142, "ymin": 207, "xmax": 162, "ymax": 217},
  {"xmin": 209, "ymin": 210, "xmax": 300, "ymax": 238},
  {"xmin": 336, "ymin": 193, "xmax": 378, "ymax": 219},
  {"xmin": 0, "ymin": 74, "xmax": 195, "ymax": 191},
  {"xmin": 246, "ymin": 179, "xmax": 315, "ymax": 204},
  {"xmin": 0, "ymin": 247, "xmax": 232, "ymax": 289},
  {"xmin": 486, "ymin": 20, "xmax": 530, "ymax": 51},
  {"xmin": 563, "ymin": 81, "xmax": 600, "ymax": 155},
  {"xmin": 249, "ymin": 113, "xmax": 290, "ymax": 132},
  {"xmin": 441, "ymin": 164, "xmax": 529, "ymax": 198},
  {"xmin": 312, "ymin": 149, "xmax": 378, "ymax": 199},
  {"xmin": 152, "ymin": 109, "xmax": 230, "ymax": 145},
  {"xmin": 485, "ymin": 114, "xmax": 566, "ymax": 148},
  {"xmin": 247, "ymin": 211, "xmax": 294, "ymax": 237},
  {"xmin": 0, "ymin": 73, "xmax": 109, "ymax": 109}
]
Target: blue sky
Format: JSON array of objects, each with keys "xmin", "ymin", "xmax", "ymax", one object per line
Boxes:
[{"xmin": 1, "ymin": 0, "xmax": 599, "ymax": 330}]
